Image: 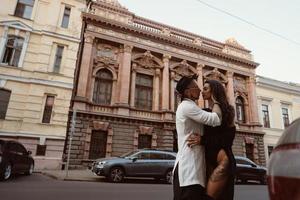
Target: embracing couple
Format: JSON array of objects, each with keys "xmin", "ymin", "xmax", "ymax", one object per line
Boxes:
[{"xmin": 173, "ymin": 75, "xmax": 236, "ymax": 200}]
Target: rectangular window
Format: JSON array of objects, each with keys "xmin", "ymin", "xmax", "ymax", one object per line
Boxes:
[
  {"xmin": 138, "ymin": 134, "xmax": 152, "ymax": 149},
  {"xmin": 53, "ymin": 45, "xmax": 64, "ymax": 73},
  {"xmin": 61, "ymin": 6, "xmax": 71, "ymax": 28},
  {"xmin": 36, "ymin": 144, "xmax": 47, "ymax": 156},
  {"xmin": 2, "ymin": 36, "xmax": 24, "ymax": 67},
  {"xmin": 135, "ymin": 74, "xmax": 153, "ymax": 110},
  {"xmin": 89, "ymin": 130, "xmax": 107, "ymax": 159},
  {"xmin": 14, "ymin": 0, "xmax": 35, "ymax": 19},
  {"xmin": 42, "ymin": 96, "xmax": 54, "ymax": 123},
  {"xmin": 262, "ymin": 104, "xmax": 270, "ymax": 128},
  {"xmin": 282, "ymin": 108, "xmax": 290, "ymax": 128},
  {"xmin": 245, "ymin": 143, "xmax": 254, "ymax": 161},
  {"xmin": 268, "ymin": 146, "xmax": 274, "ymax": 157},
  {"xmin": 0, "ymin": 89, "xmax": 11, "ymax": 119}
]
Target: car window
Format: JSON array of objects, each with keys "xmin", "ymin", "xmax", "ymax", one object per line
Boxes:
[
  {"xmin": 9, "ymin": 142, "xmax": 26, "ymax": 154},
  {"xmin": 7, "ymin": 142, "xmax": 17, "ymax": 152},
  {"xmin": 150, "ymin": 152, "xmax": 165, "ymax": 160},
  {"xmin": 120, "ymin": 150, "xmax": 139, "ymax": 158},
  {"xmin": 165, "ymin": 154, "xmax": 176, "ymax": 160},
  {"xmin": 136, "ymin": 152, "xmax": 151, "ymax": 160},
  {"xmin": 15, "ymin": 143, "xmax": 27, "ymax": 154},
  {"xmin": 236, "ymin": 158, "xmax": 254, "ymax": 166}
]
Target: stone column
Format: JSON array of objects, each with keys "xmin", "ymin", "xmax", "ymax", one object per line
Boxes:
[
  {"xmin": 153, "ymin": 68, "xmax": 160, "ymax": 111},
  {"xmin": 197, "ymin": 63, "xmax": 204, "ymax": 107},
  {"xmin": 226, "ymin": 71, "xmax": 235, "ymax": 107},
  {"xmin": 248, "ymin": 76, "xmax": 260, "ymax": 124},
  {"xmin": 116, "ymin": 44, "xmax": 132, "ymax": 107},
  {"xmin": 0, "ymin": 26, "xmax": 8, "ymax": 62},
  {"xmin": 18, "ymin": 31, "xmax": 30, "ymax": 68},
  {"xmin": 130, "ymin": 63, "xmax": 137, "ymax": 107},
  {"xmin": 161, "ymin": 54, "xmax": 171, "ymax": 111},
  {"xmin": 170, "ymin": 72, "xmax": 176, "ymax": 111},
  {"xmin": 76, "ymin": 34, "xmax": 94, "ymax": 100}
]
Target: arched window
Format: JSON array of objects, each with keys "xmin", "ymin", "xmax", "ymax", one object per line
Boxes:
[
  {"xmin": 236, "ymin": 96, "xmax": 245, "ymax": 123},
  {"xmin": 93, "ymin": 69, "xmax": 113, "ymax": 105}
]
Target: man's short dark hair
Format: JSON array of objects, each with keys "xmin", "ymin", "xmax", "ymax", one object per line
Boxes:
[{"xmin": 176, "ymin": 74, "xmax": 198, "ymax": 96}]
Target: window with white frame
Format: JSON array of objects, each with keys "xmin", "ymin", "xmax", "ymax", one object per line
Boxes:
[
  {"xmin": 14, "ymin": 0, "xmax": 35, "ymax": 19},
  {"xmin": 61, "ymin": 6, "xmax": 71, "ymax": 28},
  {"xmin": 282, "ymin": 107, "xmax": 290, "ymax": 128},
  {"xmin": 262, "ymin": 104, "xmax": 270, "ymax": 128},
  {"xmin": 2, "ymin": 36, "xmax": 24, "ymax": 67}
]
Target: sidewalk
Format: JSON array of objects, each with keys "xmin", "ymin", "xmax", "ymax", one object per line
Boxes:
[{"xmin": 41, "ymin": 169, "xmax": 106, "ymax": 182}]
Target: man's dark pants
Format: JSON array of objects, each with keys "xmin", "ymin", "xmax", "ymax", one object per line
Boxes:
[{"xmin": 173, "ymin": 165, "xmax": 213, "ymax": 200}]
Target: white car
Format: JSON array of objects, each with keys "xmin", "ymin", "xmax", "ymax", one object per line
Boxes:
[{"xmin": 267, "ymin": 118, "xmax": 300, "ymax": 200}]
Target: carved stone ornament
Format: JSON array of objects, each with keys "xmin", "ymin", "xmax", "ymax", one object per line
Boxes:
[
  {"xmin": 139, "ymin": 126, "xmax": 154, "ymax": 135},
  {"xmin": 94, "ymin": 57, "xmax": 117, "ymax": 67},
  {"xmin": 170, "ymin": 60, "xmax": 198, "ymax": 80},
  {"xmin": 234, "ymin": 76, "xmax": 247, "ymax": 93},
  {"xmin": 98, "ymin": 0, "xmax": 125, "ymax": 9},
  {"xmin": 225, "ymin": 38, "xmax": 245, "ymax": 49},
  {"xmin": 203, "ymin": 68, "xmax": 228, "ymax": 84},
  {"xmin": 132, "ymin": 51, "xmax": 162, "ymax": 71},
  {"xmin": 93, "ymin": 121, "xmax": 110, "ymax": 131},
  {"xmin": 84, "ymin": 34, "xmax": 95, "ymax": 44}
]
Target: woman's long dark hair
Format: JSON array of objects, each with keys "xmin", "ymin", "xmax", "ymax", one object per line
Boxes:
[{"xmin": 205, "ymin": 79, "xmax": 235, "ymax": 126}]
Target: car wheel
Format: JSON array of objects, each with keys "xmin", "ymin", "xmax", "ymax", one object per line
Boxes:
[
  {"xmin": 109, "ymin": 167, "xmax": 124, "ymax": 183},
  {"xmin": 1, "ymin": 163, "xmax": 12, "ymax": 181},
  {"xmin": 165, "ymin": 169, "xmax": 173, "ymax": 184},
  {"xmin": 25, "ymin": 162, "xmax": 34, "ymax": 175}
]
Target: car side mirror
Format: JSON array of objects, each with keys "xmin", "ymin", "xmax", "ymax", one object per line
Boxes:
[
  {"xmin": 131, "ymin": 157, "xmax": 138, "ymax": 162},
  {"xmin": 27, "ymin": 151, "xmax": 32, "ymax": 155},
  {"xmin": 251, "ymin": 164, "xmax": 257, "ymax": 167}
]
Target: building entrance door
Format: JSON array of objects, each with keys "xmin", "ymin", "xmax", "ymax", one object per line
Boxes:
[{"xmin": 89, "ymin": 130, "xmax": 107, "ymax": 159}]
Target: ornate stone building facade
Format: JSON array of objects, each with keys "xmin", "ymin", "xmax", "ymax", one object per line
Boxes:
[
  {"xmin": 256, "ymin": 76, "xmax": 300, "ymax": 161},
  {"xmin": 0, "ymin": 0, "xmax": 87, "ymax": 169},
  {"xmin": 65, "ymin": 0, "xmax": 265, "ymax": 168}
]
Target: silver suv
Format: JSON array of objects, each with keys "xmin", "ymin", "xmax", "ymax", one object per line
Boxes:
[{"xmin": 91, "ymin": 149, "xmax": 176, "ymax": 183}]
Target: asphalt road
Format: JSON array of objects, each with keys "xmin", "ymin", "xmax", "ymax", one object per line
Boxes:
[{"xmin": 0, "ymin": 173, "xmax": 269, "ymax": 200}]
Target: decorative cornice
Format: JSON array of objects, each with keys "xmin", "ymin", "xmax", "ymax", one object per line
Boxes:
[
  {"xmin": 0, "ymin": 73, "xmax": 73, "ymax": 89},
  {"xmin": 256, "ymin": 75, "xmax": 300, "ymax": 95},
  {"xmin": 82, "ymin": 13, "xmax": 259, "ymax": 68}
]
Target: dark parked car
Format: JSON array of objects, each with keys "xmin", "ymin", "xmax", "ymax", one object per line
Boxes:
[
  {"xmin": 91, "ymin": 149, "xmax": 176, "ymax": 183},
  {"xmin": 0, "ymin": 139, "xmax": 34, "ymax": 181},
  {"xmin": 235, "ymin": 156, "xmax": 267, "ymax": 184}
]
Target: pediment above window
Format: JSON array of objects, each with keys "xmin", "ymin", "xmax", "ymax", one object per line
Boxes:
[
  {"xmin": 0, "ymin": 20, "xmax": 33, "ymax": 32},
  {"xmin": 132, "ymin": 51, "xmax": 163, "ymax": 71},
  {"xmin": 170, "ymin": 60, "xmax": 197, "ymax": 80},
  {"xmin": 203, "ymin": 68, "xmax": 228, "ymax": 84}
]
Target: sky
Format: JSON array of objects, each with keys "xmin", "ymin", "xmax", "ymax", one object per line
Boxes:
[{"xmin": 118, "ymin": 0, "xmax": 300, "ymax": 84}]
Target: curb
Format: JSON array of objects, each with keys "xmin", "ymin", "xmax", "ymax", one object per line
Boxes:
[
  {"xmin": 40, "ymin": 171, "xmax": 106, "ymax": 182},
  {"xmin": 41, "ymin": 172, "xmax": 63, "ymax": 180}
]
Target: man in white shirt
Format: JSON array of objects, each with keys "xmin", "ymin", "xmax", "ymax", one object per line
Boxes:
[{"xmin": 173, "ymin": 75, "xmax": 221, "ymax": 200}]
